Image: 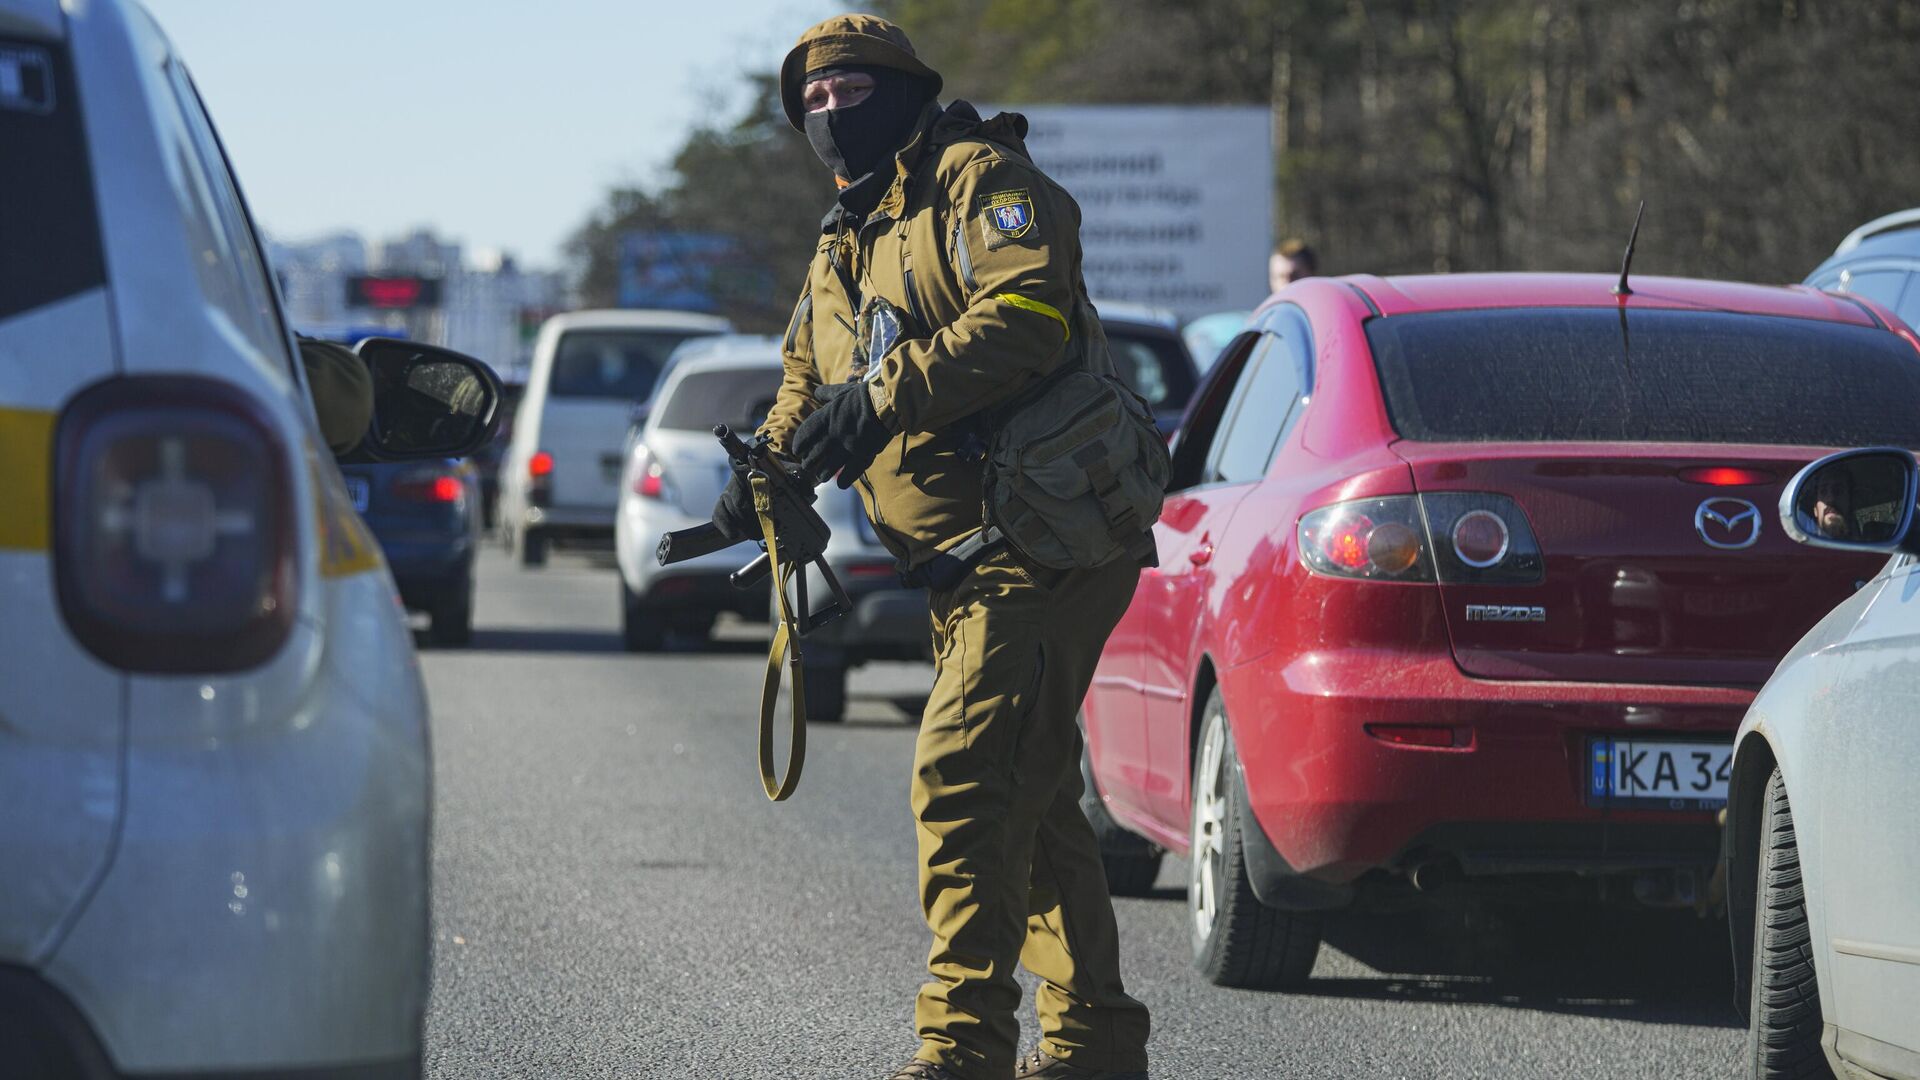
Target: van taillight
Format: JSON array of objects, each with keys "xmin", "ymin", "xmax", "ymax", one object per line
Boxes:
[
  {"xmin": 53, "ymin": 377, "xmax": 297, "ymax": 673},
  {"xmin": 527, "ymin": 450, "xmax": 553, "ymax": 507}
]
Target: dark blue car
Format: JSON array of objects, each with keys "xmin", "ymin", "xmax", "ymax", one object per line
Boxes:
[{"xmin": 335, "ymin": 458, "xmax": 479, "ymax": 645}]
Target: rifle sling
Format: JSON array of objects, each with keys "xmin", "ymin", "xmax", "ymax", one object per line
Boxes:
[{"xmin": 752, "ymin": 472, "xmax": 807, "ymax": 801}]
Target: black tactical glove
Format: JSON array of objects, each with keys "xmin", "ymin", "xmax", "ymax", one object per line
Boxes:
[
  {"xmin": 790, "ymin": 381, "xmax": 893, "ymax": 489},
  {"xmin": 711, "ymin": 470, "xmax": 761, "ymax": 542}
]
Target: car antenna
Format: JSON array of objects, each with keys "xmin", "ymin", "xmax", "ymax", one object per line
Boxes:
[{"xmin": 1613, "ymin": 200, "xmax": 1646, "ymax": 297}]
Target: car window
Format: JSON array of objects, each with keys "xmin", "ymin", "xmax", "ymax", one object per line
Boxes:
[
  {"xmin": 1894, "ymin": 282, "xmax": 1920, "ymax": 330},
  {"xmin": 550, "ymin": 329, "xmax": 715, "ymax": 400},
  {"xmin": 1208, "ymin": 333, "xmax": 1300, "ymax": 484},
  {"xmin": 656, "ymin": 367, "xmax": 781, "ymax": 432},
  {"xmin": 1102, "ymin": 324, "xmax": 1197, "ymax": 411},
  {"xmin": 0, "ymin": 37, "xmax": 106, "ymax": 322},
  {"xmin": 1838, "ymin": 268, "xmax": 1909, "ymax": 311},
  {"xmin": 1165, "ymin": 331, "xmax": 1258, "ymax": 491},
  {"xmin": 125, "ymin": 11, "xmax": 287, "ymax": 370},
  {"xmin": 169, "ymin": 66, "xmax": 297, "ymax": 376},
  {"xmin": 1367, "ymin": 308, "xmax": 1920, "ymax": 446}
]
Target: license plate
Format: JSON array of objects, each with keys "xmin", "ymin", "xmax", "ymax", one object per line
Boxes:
[
  {"xmin": 1588, "ymin": 737, "xmax": 1731, "ymax": 810},
  {"xmin": 343, "ymin": 476, "xmax": 370, "ymax": 513},
  {"xmin": 1682, "ymin": 590, "xmax": 1769, "ymax": 618}
]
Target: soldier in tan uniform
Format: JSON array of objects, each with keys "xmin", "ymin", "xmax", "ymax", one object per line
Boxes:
[{"xmin": 708, "ymin": 15, "xmax": 1155, "ymax": 1080}]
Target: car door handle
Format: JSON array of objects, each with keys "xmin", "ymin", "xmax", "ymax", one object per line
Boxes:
[{"xmin": 1189, "ymin": 535, "xmax": 1213, "ymax": 567}]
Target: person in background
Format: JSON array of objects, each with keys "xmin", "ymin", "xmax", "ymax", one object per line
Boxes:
[{"xmin": 1268, "ymin": 237, "xmax": 1318, "ymax": 294}]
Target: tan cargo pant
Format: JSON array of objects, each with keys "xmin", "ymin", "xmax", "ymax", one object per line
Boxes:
[{"xmin": 912, "ymin": 549, "xmax": 1152, "ymax": 1079}]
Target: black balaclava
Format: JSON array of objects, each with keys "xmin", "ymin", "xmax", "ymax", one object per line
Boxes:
[{"xmin": 803, "ymin": 64, "xmax": 935, "ymax": 188}]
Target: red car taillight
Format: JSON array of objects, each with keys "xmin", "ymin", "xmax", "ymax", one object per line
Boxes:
[
  {"xmin": 1299, "ymin": 497, "xmax": 1434, "ymax": 581},
  {"xmin": 53, "ymin": 376, "xmax": 298, "ymax": 673},
  {"xmin": 1298, "ymin": 493, "xmax": 1543, "ymax": 584},
  {"xmin": 393, "ymin": 468, "xmax": 464, "ymax": 504}
]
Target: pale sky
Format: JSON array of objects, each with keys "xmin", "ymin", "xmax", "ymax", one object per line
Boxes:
[{"xmin": 142, "ymin": 0, "xmax": 842, "ymax": 269}]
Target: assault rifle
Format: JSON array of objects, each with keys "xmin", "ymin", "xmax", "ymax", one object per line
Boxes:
[{"xmin": 656, "ymin": 425, "xmax": 851, "ymax": 801}]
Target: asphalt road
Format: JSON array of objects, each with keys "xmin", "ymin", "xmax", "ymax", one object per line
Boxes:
[{"xmin": 420, "ymin": 546, "xmax": 1745, "ymax": 1079}]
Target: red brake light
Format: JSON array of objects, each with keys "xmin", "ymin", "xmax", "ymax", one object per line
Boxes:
[
  {"xmin": 633, "ymin": 459, "xmax": 665, "ymax": 499},
  {"xmin": 1299, "ymin": 498, "xmax": 1434, "ymax": 581},
  {"xmin": 393, "ymin": 469, "xmax": 464, "ymax": 503},
  {"xmin": 528, "ymin": 451, "xmax": 553, "ymax": 479},
  {"xmin": 1680, "ymin": 466, "xmax": 1773, "ymax": 487},
  {"xmin": 53, "ymin": 376, "xmax": 297, "ymax": 673},
  {"xmin": 1323, "ymin": 513, "xmax": 1374, "ymax": 570}
]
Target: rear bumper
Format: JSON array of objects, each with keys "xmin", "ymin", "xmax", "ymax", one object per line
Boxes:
[
  {"xmin": 37, "ymin": 673, "xmax": 429, "ymax": 1073},
  {"xmin": 1222, "ymin": 647, "xmax": 1750, "ymax": 884},
  {"xmin": 0, "ymin": 969, "xmax": 414, "ymax": 1078},
  {"xmin": 379, "ymin": 535, "xmax": 472, "ymax": 606},
  {"xmin": 805, "ymin": 580, "xmax": 927, "ymax": 659},
  {"xmin": 635, "ymin": 568, "xmax": 769, "ymax": 620},
  {"xmin": 522, "ymin": 503, "xmax": 614, "ymax": 537}
]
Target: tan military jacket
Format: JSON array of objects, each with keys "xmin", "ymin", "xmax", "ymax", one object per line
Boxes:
[{"xmin": 761, "ymin": 103, "xmax": 1109, "ymax": 570}]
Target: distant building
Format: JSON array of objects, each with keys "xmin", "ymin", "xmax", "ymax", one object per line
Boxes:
[{"xmin": 268, "ymin": 228, "xmax": 564, "ymax": 380}]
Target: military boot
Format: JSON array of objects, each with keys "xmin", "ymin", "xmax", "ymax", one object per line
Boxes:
[
  {"xmin": 887, "ymin": 1061, "xmax": 963, "ymax": 1080},
  {"xmin": 1015, "ymin": 1049, "xmax": 1148, "ymax": 1080}
]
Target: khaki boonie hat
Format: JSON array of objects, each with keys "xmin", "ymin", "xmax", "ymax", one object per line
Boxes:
[{"xmin": 780, "ymin": 14, "xmax": 943, "ymax": 131}]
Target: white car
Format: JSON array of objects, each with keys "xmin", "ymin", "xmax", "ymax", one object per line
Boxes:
[
  {"xmin": 614, "ymin": 337, "xmax": 784, "ymax": 647},
  {"xmin": 0, "ymin": 2, "xmax": 497, "ymax": 1074},
  {"xmin": 614, "ymin": 338, "xmax": 925, "ymax": 716},
  {"xmin": 500, "ymin": 308, "xmax": 730, "ymax": 566},
  {"xmin": 1728, "ymin": 447, "xmax": 1920, "ymax": 1080}
]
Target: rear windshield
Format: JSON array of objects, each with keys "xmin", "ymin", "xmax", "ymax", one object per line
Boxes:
[
  {"xmin": 1103, "ymin": 323, "xmax": 1197, "ymax": 411},
  {"xmin": 1367, "ymin": 308, "xmax": 1920, "ymax": 446},
  {"xmin": 656, "ymin": 366, "xmax": 781, "ymax": 432},
  {"xmin": 1, "ymin": 38, "xmax": 106, "ymax": 321},
  {"xmin": 549, "ymin": 329, "xmax": 716, "ymax": 400}
]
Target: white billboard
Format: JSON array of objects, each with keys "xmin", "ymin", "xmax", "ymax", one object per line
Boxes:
[{"xmin": 995, "ymin": 104, "xmax": 1273, "ymax": 319}]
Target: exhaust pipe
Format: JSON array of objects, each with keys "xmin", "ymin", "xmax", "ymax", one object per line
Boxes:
[{"xmin": 1410, "ymin": 858, "xmax": 1459, "ymax": 892}]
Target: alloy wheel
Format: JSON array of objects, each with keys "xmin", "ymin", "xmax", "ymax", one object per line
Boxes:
[{"xmin": 1190, "ymin": 711, "xmax": 1230, "ymax": 943}]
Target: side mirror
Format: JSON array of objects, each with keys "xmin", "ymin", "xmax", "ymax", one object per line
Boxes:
[
  {"xmin": 354, "ymin": 338, "xmax": 502, "ymax": 461},
  {"xmin": 1779, "ymin": 447, "xmax": 1919, "ymax": 552}
]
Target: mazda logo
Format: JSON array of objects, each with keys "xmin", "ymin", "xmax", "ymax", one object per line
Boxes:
[{"xmin": 1695, "ymin": 498, "xmax": 1762, "ymax": 550}]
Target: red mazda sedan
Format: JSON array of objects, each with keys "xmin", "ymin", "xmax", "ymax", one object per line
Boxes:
[{"xmin": 1078, "ymin": 272, "xmax": 1920, "ymax": 987}]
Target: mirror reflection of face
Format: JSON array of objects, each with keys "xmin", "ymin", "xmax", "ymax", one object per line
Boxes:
[
  {"xmin": 1813, "ymin": 471, "xmax": 1851, "ymax": 539},
  {"xmin": 803, "ymin": 71, "xmax": 875, "ymax": 113}
]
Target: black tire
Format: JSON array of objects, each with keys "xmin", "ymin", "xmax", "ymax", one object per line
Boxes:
[
  {"xmin": 1746, "ymin": 768, "xmax": 1834, "ymax": 1079},
  {"xmin": 802, "ymin": 658, "xmax": 848, "ymax": 723},
  {"xmin": 1078, "ymin": 719, "xmax": 1164, "ymax": 896},
  {"xmin": 428, "ymin": 581, "xmax": 472, "ymax": 647},
  {"xmin": 620, "ymin": 580, "xmax": 664, "ymax": 652},
  {"xmin": 516, "ymin": 526, "xmax": 548, "ymax": 568},
  {"xmin": 1188, "ymin": 689, "xmax": 1322, "ymax": 989}
]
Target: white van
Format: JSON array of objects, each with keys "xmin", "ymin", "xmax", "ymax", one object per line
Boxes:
[{"xmin": 500, "ymin": 309, "xmax": 730, "ymax": 565}]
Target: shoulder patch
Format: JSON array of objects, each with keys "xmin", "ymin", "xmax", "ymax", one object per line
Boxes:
[{"xmin": 978, "ymin": 189, "xmax": 1035, "ymax": 249}]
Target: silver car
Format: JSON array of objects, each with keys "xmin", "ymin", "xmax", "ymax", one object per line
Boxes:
[
  {"xmin": 612, "ymin": 338, "xmax": 926, "ymax": 717},
  {"xmin": 1727, "ymin": 447, "xmax": 1920, "ymax": 1080}
]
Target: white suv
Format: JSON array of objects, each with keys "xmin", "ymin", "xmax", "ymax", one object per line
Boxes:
[
  {"xmin": 0, "ymin": 2, "xmax": 496, "ymax": 1075},
  {"xmin": 500, "ymin": 309, "xmax": 730, "ymax": 566}
]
